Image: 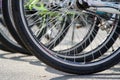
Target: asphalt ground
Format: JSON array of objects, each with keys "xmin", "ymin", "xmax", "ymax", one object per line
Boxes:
[{"xmin": 0, "ymin": 50, "xmax": 120, "ymax": 80}]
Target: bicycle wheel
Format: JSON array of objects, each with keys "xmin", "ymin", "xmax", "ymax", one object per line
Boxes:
[
  {"xmin": 15, "ymin": 0, "xmax": 101, "ymax": 54},
  {"xmin": 2, "ymin": 0, "xmax": 31, "ymax": 55},
  {"xmin": 0, "ymin": 11, "xmax": 14, "ymax": 52},
  {"xmin": 13, "ymin": 0, "xmax": 98, "ymax": 51},
  {"xmin": 13, "ymin": 0, "xmax": 118, "ymax": 59},
  {"xmin": 24, "ymin": 0, "xmax": 120, "ymax": 59},
  {"xmin": 0, "ymin": 16, "xmax": 23, "ymax": 53},
  {"xmin": 12, "ymin": 0, "xmax": 120, "ymax": 74},
  {"xmin": 0, "ymin": 26, "xmax": 32, "ymax": 54},
  {"xmin": 2, "ymin": 0, "xmax": 70, "ymax": 53}
]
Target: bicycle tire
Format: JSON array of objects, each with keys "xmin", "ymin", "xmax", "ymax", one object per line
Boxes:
[
  {"xmin": 0, "ymin": 43, "xmax": 15, "ymax": 52},
  {"xmin": 2, "ymin": 0, "xmax": 32, "ymax": 55},
  {"xmin": 0, "ymin": 28, "xmax": 32, "ymax": 55}
]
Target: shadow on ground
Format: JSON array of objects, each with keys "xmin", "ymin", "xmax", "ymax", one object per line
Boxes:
[
  {"xmin": 0, "ymin": 51, "xmax": 120, "ymax": 80},
  {"xmin": 50, "ymin": 73, "xmax": 120, "ymax": 80}
]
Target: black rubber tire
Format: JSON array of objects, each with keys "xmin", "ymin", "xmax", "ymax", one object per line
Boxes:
[
  {"xmin": 2, "ymin": 0, "xmax": 31, "ymax": 55},
  {"xmin": 0, "ymin": 13, "xmax": 15, "ymax": 52},
  {"xmin": 0, "ymin": 29, "xmax": 32, "ymax": 55},
  {"xmin": 0, "ymin": 43, "xmax": 15, "ymax": 52}
]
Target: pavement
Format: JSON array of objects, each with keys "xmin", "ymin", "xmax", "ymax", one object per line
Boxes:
[{"xmin": 0, "ymin": 50, "xmax": 120, "ymax": 80}]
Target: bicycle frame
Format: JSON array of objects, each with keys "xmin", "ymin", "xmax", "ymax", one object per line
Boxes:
[{"xmin": 83, "ymin": 0, "xmax": 120, "ymax": 14}]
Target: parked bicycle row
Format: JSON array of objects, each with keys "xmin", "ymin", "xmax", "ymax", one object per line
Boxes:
[{"xmin": 0, "ymin": 0, "xmax": 120, "ymax": 75}]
